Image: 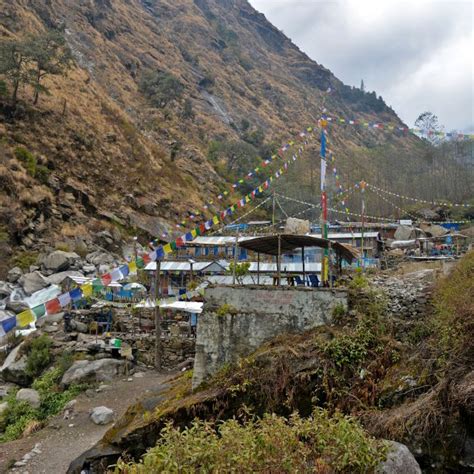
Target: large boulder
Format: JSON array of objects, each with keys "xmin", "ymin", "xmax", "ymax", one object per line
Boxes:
[
  {"xmin": 61, "ymin": 359, "xmax": 125, "ymax": 386},
  {"xmin": 5, "ymin": 287, "xmax": 29, "ymax": 313},
  {"xmin": 7, "ymin": 267, "xmax": 23, "ymax": 284},
  {"xmin": 46, "ymin": 271, "xmax": 84, "ymax": 286},
  {"xmin": 0, "ymin": 281, "xmax": 13, "ymax": 298},
  {"xmin": 86, "ymin": 251, "xmax": 114, "ymax": 267},
  {"xmin": 376, "ymin": 441, "xmax": 421, "ymax": 473},
  {"xmin": 0, "ymin": 343, "xmax": 29, "ymax": 386},
  {"xmin": 42, "ymin": 251, "xmax": 81, "ymax": 273},
  {"xmin": 16, "ymin": 388, "xmax": 41, "ymax": 408},
  {"xmin": 90, "ymin": 406, "xmax": 114, "ymax": 425},
  {"xmin": 19, "ymin": 271, "xmax": 49, "ymax": 295}
]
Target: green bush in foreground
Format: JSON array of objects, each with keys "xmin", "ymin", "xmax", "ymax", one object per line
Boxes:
[
  {"xmin": 116, "ymin": 409, "xmax": 387, "ymax": 473},
  {"xmin": 0, "ymin": 364, "xmax": 87, "ymax": 443}
]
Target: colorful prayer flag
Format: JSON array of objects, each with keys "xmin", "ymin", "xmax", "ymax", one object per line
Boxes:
[
  {"xmin": 32, "ymin": 304, "xmax": 46, "ymax": 319},
  {"xmin": 16, "ymin": 310, "xmax": 35, "ymax": 328},
  {"xmin": 46, "ymin": 298, "xmax": 61, "ymax": 315}
]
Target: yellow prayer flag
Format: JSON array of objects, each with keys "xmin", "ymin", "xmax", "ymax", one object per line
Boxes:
[
  {"xmin": 82, "ymin": 283, "xmax": 93, "ymax": 297},
  {"xmin": 163, "ymin": 244, "xmax": 172, "ymax": 254},
  {"xmin": 191, "ymin": 229, "xmax": 198, "ymax": 238},
  {"xmin": 128, "ymin": 261, "xmax": 138, "ymax": 273},
  {"xmin": 213, "ymin": 215, "xmax": 220, "ymax": 225},
  {"xmin": 16, "ymin": 309, "xmax": 35, "ymax": 328}
]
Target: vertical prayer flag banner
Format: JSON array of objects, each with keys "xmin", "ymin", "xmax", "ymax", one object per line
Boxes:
[{"xmin": 16, "ymin": 310, "xmax": 35, "ymax": 328}]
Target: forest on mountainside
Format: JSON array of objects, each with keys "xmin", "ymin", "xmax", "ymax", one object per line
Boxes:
[{"xmin": 0, "ymin": 0, "xmax": 472, "ymax": 272}]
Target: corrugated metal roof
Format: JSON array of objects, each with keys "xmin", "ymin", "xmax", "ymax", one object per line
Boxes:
[
  {"xmin": 145, "ymin": 261, "xmax": 227, "ymax": 272},
  {"xmin": 188, "ymin": 233, "xmax": 378, "ymax": 247}
]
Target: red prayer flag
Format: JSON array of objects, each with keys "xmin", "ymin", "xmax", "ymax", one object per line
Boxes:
[
  {"xmin": 101, "ymin": 273, "xmax": 112, "ymax": 286},
  {"xmin": 45, "ymin": 298, "xmax": 61, "ymax": 315}
]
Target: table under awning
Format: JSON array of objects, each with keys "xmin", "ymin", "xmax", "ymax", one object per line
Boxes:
[{"xmin": 238, "ymin": 234, "xmax": 359, "ymax": 285}]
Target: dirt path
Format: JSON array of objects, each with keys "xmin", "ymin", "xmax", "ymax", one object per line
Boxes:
[{"xmin": 0, "ymin": 371, "xmax": 172, "ymax": 474}]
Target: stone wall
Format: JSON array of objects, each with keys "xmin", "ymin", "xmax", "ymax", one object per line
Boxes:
[{"xmin": 193, "ymin": 285, "xmax": 348, "ymax": 388}]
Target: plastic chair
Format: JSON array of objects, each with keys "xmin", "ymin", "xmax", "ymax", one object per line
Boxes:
[{"xmin": 308, "ymin": 274, "xmax": 320, "ymax": 288}]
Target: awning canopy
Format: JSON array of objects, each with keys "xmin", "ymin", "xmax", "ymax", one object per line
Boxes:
[{"xmin": 238, "ymin": 234, "xmax": 358, "ymax": 262}]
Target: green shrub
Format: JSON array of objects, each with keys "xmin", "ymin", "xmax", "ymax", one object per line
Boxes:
[
  {"xmin": 14, "ymin": 146, "xmax": 37, "ymax": 176},
  {"xmin": 35, "ymin": 164, "xmax": 51, "ymax": 185},
  {"xmin": 349, "ymin": 268, "xmax": 369, "ymax": 289},
  {"xmin": 0, "ymin": 80, "xmax": 7, "ymax": 97},
  {"xmin": 216, "ymin": 303, "xmax": 237, "ymax": 318},
  {"xmin": 12, "ymin": 250, "xmax": 39, "ymax": 271},
  {"xmin": 139, "ymin": 71, "xmax": 184, "ymax": 108},
  {"xmin": 0, "ymin": 358, "xmax": 87, "ymax": 443},
  {"xmin": 116, "ymin": 409, "xmax": 387, "ymax": 473},
  {"xmin": 25, "ymin": 335, "xmax": 52, "ymax": 378}
]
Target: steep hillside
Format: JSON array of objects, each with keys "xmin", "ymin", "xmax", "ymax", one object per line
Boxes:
[{"xmin": 0, "ymin": 0, "xmax": 466, "ymax": 271}]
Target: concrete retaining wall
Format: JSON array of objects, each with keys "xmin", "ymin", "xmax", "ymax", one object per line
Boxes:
[{"xmin": 192, "ymin": 285, "xmax": 348, "ymax": 388}]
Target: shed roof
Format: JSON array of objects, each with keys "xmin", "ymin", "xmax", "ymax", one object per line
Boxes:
[{"xmin": 238, "ymin": 234, "xmax": 358, "ymax": 261}]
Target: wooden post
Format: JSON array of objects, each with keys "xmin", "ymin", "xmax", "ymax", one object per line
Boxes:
[
  {"xmin": 328, "ymin": 241, "xmax": 333, "ymax": 287},
  {"xmin": 302, "ymin": 246, "xmax": 306, "ymax": 286},
  {"xmin": 154, "ymin": 261, "xmax": 162, "ymax": 370},
  {"xmin": 277, "ymin": 234, "xmax": 281, "ymax": 285},
  {"xmin": 257, "ymin": 252, "xmax": 260, "ymax": 285},
  {"xmin": 232, "ymin": 234, "xmax": 239, "ymax": 285}
]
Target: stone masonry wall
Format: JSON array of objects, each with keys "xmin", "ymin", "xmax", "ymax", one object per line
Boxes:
[{"xmin": 192, "ymin": 285, "xmax": 348, "ymax": 388}]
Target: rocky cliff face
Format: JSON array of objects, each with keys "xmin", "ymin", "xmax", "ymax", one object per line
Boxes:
[{"xmin": 0, "ymin": 0, "xmax": 423, "ymax": 273}]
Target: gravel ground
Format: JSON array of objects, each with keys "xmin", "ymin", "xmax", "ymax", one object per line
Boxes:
[{"xmin": 0, "ymin": 371, "xmax": 171, "ymax": 474}]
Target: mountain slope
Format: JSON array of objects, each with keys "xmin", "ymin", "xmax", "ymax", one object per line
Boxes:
[{"xmin": 0, "ymin": 0, "xmax": 468, "ymax": 270}]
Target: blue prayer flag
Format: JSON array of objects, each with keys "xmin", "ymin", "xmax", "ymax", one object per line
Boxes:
[
  {"xmin": 69, "ymin": 288, "xmax": 82, "ymax": 301},
  {"xmin": 2, "ymin": 316, "xmax": 16, "ymax": 333}
]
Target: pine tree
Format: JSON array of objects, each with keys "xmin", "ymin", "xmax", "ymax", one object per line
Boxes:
[{"xmin": 360, "ymin": 79, "xmax": 365, "ymax": 92}]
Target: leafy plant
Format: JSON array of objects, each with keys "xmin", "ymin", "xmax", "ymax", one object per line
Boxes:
[
  {"xmin": 12, "ymin": 250, "xmax": 39, "ymax": 270},
  {"xmin": 139, "ymin": 70, "xmax": 184, "ymax": 108},
  {"xmin": 226, "ymin": 261, "xmax": 251, "ymax": 284},
  {"xmin": 216, "ymin": 303, "xmax": 238, "ymax": 318},
  {"xmin": 25, "ymin": 335, "xmax": 52, "ymax": 378},
  {"xmin": 116, "ymin": 409, "xmax": 387, "ymax": 473},
  {"xmin": 0, "ymin": 355, "xmax": 87, "ymax": 443}
]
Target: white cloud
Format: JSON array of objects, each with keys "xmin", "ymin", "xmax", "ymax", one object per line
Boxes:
[{"xmin": 249, "ymin": 0, "xmax": 473, "ymax": 131}]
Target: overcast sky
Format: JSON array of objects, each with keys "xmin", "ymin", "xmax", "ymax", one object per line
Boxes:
[{"xmin": 249, "ymin": 0, "xmax": 473, "ymax": 132}]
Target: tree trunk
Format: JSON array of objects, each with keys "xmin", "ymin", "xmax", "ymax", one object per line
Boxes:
[
  {"xmin": 33, "ymin": 69, "xmax": 41, "ymax": 105},
  {"xmin": 12, "ymin": 79, "xmax": 19, "ymax": 106}
]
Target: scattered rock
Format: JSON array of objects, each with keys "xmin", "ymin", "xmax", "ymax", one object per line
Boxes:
[
  {"xmin": 86, "ymin": 250, "xmax": 114, "ymax": 267},
  {"xmin": 43, "ymin": 325, "xmax": 59, "ymax": 333},
  {"xmin": 90, "ymin": 406, "xmax": 114, "ymax": 425},
  {"xmin": 7, "ymin": 266, "xmax": 23, "ymax": 283},
  {"xmin": 42, "ymin": 250, "xmax": 81, "ymax": 272},
  {"xmin": 70, "ymin": 319, "xmax": 88, "ymax": 333},
  {"xmin": 0, "ymin": 281, "xmax": 13, "ymax": 298},
  {"xmin": 16, "ymin": 388, "xmax": 41, "ymax": 408},
  {"xmin": 19, "ymin": 271, "xmax": 49, "ymax": 295},
  {"xmin": 0, "ymin": 401, "xmax": 8, "ymax": 415},
  {"xmin": 5, "ymin": 287, "xmax": 29, "ymax": 313},
  {"xmin": 46, "ymin": 270, "xmax": 84, "ymax": 286},
  {"xmin": 376, "ymin": 440, "xmax": 421, "ymax": 473},
  {"xmin": 61, "ymin": 358, "xmax": 125, "ymax": 386},
  {"xmin": 133, "ymin": 372, "xmax": 145, "ymax": 378},
  {"xmin": 35, "ymin": 312, "xmax": 64, "ymax": 328},
  {"xmin": 0, "ymin": 383, "xmax": 17, "ymax": 398},
  {"xmin": 0, "ymin": 342, "xmax": 29, "ymax": 386}
]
